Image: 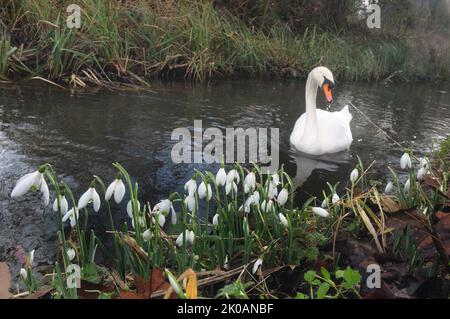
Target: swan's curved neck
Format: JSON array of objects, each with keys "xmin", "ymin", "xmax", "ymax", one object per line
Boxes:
[{"xmin": 304, "ymin": 74, "xmax": 318, "ymax": 132}]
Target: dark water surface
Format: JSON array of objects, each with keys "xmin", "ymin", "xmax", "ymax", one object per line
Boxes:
[{"xmin": 0, "ymin": 80, "xmax": 449, "ymax": 277}]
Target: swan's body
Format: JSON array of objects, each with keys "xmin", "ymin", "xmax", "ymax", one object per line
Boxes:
[{"xmin": 290, "ymin": 67, "xmax": 353, "ymax": 155}]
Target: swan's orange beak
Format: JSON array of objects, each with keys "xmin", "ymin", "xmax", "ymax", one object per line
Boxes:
[{"xmin": 322, "ymin": 83, "xmax": 333, "ymax": 103}]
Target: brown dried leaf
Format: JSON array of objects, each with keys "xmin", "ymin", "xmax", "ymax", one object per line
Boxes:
[{"xmin": 0, "ymin": 262, "xmax": 12, "ymax": 299}]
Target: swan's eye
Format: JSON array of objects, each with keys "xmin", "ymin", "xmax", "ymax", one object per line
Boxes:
[{"xmin": 323, "ymin": 77, "xmax": 335, "ymax": 89}]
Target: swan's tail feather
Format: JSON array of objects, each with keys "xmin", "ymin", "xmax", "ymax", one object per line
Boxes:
[{"xmin": 340, "ymin": 104, "xmax": 352, "ymax": 122}]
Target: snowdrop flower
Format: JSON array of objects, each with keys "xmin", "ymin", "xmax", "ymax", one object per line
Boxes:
[
  {"xmin": 225, "ymin": 181, "xmax": 237, "ymax": 195},
  {"xmin": 244, "ymin": 172, "xmax": 256, "ymax": 193},
  {"xmin": 28, "ymin": 250, "xmax": 35, "ymax": 266},
  {"xmin": 212, "ymin": 214, "xmax": 219, "ymax": 226},
  {"xmin": 312, "ymin": 207, "xmax": 329, "ymax": 218},
  {"xmin": 417, "ymin": 167, "xmax": 428, "ymax": 181},
  {"xmin": 142, "ymin": 229, "xmax": 152, "ymax": 242},
  {"xmin": 350, "ymin": 168, "xmax": 359, "ymax": 184},
  {"xmin": 52, "ymin": 195, "xmax": 69, "ymax": 215},
  {"xmin": 261, "ymin": 200, "xmax": 274, "ymax": 213},
  {"xmin": 184, "ymin": 195, "xmax": 196, "ymax": 212},
  {"xmin": 11, "ymin": 169, "xmax": 49, "ymax": 206},
  {"xmin": 277, "ymin": 188, "xmax": 288, "ymax": 206},
  {"xmin": 154, "ymin": 199, "xmax": 177, "ymax": 225},
  {"xmin": 155, "ymin": 213, "xmax": 165, "ymax": 228},
  {"xmin": 216, "ymin": 168, "xmax": 227, "ymax": 186},
  {"xmin": 226, "ymin": 169, "xmax": 240, "ymax": 184},
  {"xmin": 67, "ymin": 248, "xmax": 76, "ymax": 261},
  {"xmin": 126, "ymin": 200, "xmax": 141, "ymax": 218},
  {"xmin": 321, "ymin": 198, "xmax": 328, "ymax": 208},
  {"xmin": 175, "ymin": 230, "xmax": 195, "ymax": 247},
  {"xmin": 268, "ymin": 182, "xmax": 278, "ymax": 199},
  {"xmin": 271, "ymin": 173, "xmax": 280, "ymax": 186},
  {"xmin": 131, "ymin": 215, "xmax": 145, "ymax": 230},
  {"xmin": 20, "ymin": 268, "xmax": 27, "ymax": 280},
  {"xmin": 384, "ymin": 181, "xmax": 394, "ymax": 194},
  {"xmin": 184, "ymin": 179, "xmax": 197, "ymax": 196},
  {"xmin": 279, "ymin": 213, "xmax": 288, "ymax": 227},
  {"xmin": 165, "ymin": 270, "xmax": 183, "ymax": 296},
  {"xmin": 78, "ymin": 187, "xmax": 101, "ymax": 212},
  {"xmin": 105, "ymin": 178, "xmax": 126, "ymax": 203},
  {"xmin": 419, "ymin": 157, "xmax": 430, "ymax": 170},
  {"xmin": 332, "ymin": 193, "xmax": 340, "ymax": 204},
  {"xmin": 404, "ymin": 178, "xmax": 411, "ymax": 194},
  {"xmin": 400, "ymin": 152, "xmax": 412, "ymax": 169},
  {"xmin": 62, "ymin": 208, "xmax": 79, "ymax": 228},
  {"xmin": 239, "ymin": 204, "xmax": 250, "ymax": 213},
  {"xmin": 198, "ymin": 181, "xmax": 212, "ymax": 200},
  {"xmin": 252, "ymin": 258, "xmax": 263, "ymax": 274},
  {"xmin": 252, "ymin": 191, "xmax": 260, "ymax": 206}
]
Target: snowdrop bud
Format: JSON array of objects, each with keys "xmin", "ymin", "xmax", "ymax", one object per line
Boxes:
[
  {"xmin": 268, "ymin": 182, "xmax": 278, "ymax": 199},
  {"xmin": 20, "ymin": 268, "xmax": 27, "ymax": 280},
  {"xmin": 400, "ymin": 153, "xmax": 412, "ymax": 169},
  {"xmin": 226, "ymin": 169, "xmax": 240, "ymax": 184},
  {"xmin": 350, "ymin": 168, "xmax": 359, "ymax": 184},
  {"xmin": 188, "ymin": 230, "xmax": 195, "ymax": 245},
  {"xmin": 244, "ymin": 172, "xmax": 256, "ymax": 193},
  {"xmin": 40, "ymin": 178, "xmax": 50, "ymax": 206},
  {"xmin": 184, "ymin": 179, "xmax": 197, "ymax": 196},
  {"xmin": 142, "ymin": 229, "xmax": 152, "ymax": 242},
  {"xmin": 216, "ymin": 168, "xmax": 227, "ymax": 186},
  {"xmin": 321, "ymin": 198, "xmax": 328, "ymax": 208},
  {"xmin": 127, "ymin": 200, "xmax": 141, "ymax": 218},
  {"xmin": 176, "ymin": 230, "xmax": 194, "ymax": 247},
  {"xmin": 198, "ymin": 181, "xmax": 212, "ymax": 200},
  {"xmin": 312, "ymin": 207, "xmax": 329, "ymax": 218},
  {"xmin": 67, "ymin": 248, "xmax": 76, "ymax": 261},
  {"xmin": 225, "ymin": 182, "xmax": 237, "ymax": 195},
  {"xmin": 105, "ymin": 179, "xmax": 126, "ymax": 204},
  {"xmin": 165, "ymin": 269, "xmax": 183, "ymax": 297},
  {"xmin": 279, "ymin": 213, "xmax": 288, "ymax": 227},
  {"xmin": 261, "ymin": 200, "xmax": 274, "ymax": 213},
  {"xmin": 404, "ymin": 178, "xmax": 411, "ymax": 194},
  {"xmin": 332, "ymin": 193, "xmax": 340, "ymax": 204},
  {"xmin": 277, "ymin": 188, "xmax": 289, "ymax": 206},
  {"xmin": 53, "ymin": 195, "xmax": 69, "ymax": 215},
  {"xmin": 29, "ymin": 250, "xmax": 35, "ymax": 266},
  {"xmin": 184, "ymin": 195, "xmax": 196, "ymax": 212},
  {"xmin": 239, "ymin": 204, "xmax": 250, "ymax": 213},
  {"xmin": 170, "ymin": 206, "xmax": 177, "ymax": 225},
  {"xmin": 212, "ymin": 214, "xmax": 219, "ymax": 226},
  {"xmin": 384, "ymin": 181, "xmax": 394, "ymax": 194},
  {"xmin": 252, "ymin": 258, "xmax": 263, "ymax": 274},
  {"xmin": 417, "ymin": 167, "xmax": 427, "ymax": 181}
]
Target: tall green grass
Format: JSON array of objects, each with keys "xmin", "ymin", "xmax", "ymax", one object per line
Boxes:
[{"xmin": 0, "ymin": 0, "xmax": 448, "ymax": 85}]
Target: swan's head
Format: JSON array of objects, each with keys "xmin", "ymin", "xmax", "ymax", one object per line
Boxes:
[{"xmin": 309, "ymin": 66, "xmax": 335, "ymax": 104}]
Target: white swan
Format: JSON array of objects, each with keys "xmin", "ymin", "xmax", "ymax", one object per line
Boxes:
[{"xmin": 290, "ymin": 66, "xmax": 353, "ymax": 155}]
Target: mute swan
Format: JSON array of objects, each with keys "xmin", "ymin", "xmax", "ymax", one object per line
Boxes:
[{"xmin": 290, "ymin": 66, "xmax": 353, "ymax": 155}]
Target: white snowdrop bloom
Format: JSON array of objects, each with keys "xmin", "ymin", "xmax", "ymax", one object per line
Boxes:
[
  {"xmin": 268, "ymin": 182, "xmax": 278, "ymax": 199},
  {"xmin": 261, "ymin": 200, "xmax": 274, "ymax": 213},
  {"xmin": 404, "ymin": 178, "xmax": 411, "ymax": 194},
  {"xmin": 400, "ymin": 153, "xmax": 412, "ymax": 169},
  {"xmin": 225, "ymin": 182, "xmax": 237, "ymax": 195},
  {"xmin": 20, "ymin": 268, "xmax": 27, "ymax": 280},
  {"xmin": 417, "ymin": 167, "xmax": 428, "ymax": 181},
  {"xmin": 105, "ymin": 178, "xmax": 126, "ymax": 203},
  {"xmin": 239, "ymin": 204, "xmax": 250, "ymax": 213},
  {"xmin": 165, "ymin": 270, "xmax": 183, "ymax": 296},
  {"xmin": 154, "ymin": 199, "xmax": 177, "ymax": 225},
  {"xmin": 175, "ymin": 230, "xmax": 195, "ymax": 247},
  {"xmin": 215, "ymin": 168, "xmax": 227, "ymax": 186},
  {"xmin": 67, "ymin": 248, "xmax": 76, "ymax": 261},
  {"xmin": 321, "ymin": 198, "xmax": 328, "ymax": 208},
  {"xmin": 277, "ymin": 188, "xmax": 289, "ymax": 206},
  {"xmin": 184, "ymin": 179, "xmax": 197, "ymax": 196},
  {"xmin": 252, "ymin": 258, "xmax": 263, "ymax": 274},
  {"xmin": 126, "ymin": 200, "xmax": 141, "ymax": 218},
  {"xmin": 350, "ymin": 168, "xmax": 359, "ymax": 184},
  {"xmin": 223, "ymin": 255, "xmax": 230, "ymax": 270},
  {"xmin": 184, "ymin": 195, "xmax": 196, "ymax": 212},
  {"xmin": 271, "ymin": 173, "xmax": 280, "ymax": 185},
  {"xmin": 244, "ymin": 172, "xmax": 256, "ymax": 193},
  {"xmin": 384, "ymin": 181, "xmax": 394, "ymax": 194},
  {"xmin": 52, "ymin": 195, "xmax": 69, "ymax": 215},
  {"xmin": 226, "ymin": 169, "xmax": 240, "ymax": 184},
  {"xmin": 252, "ymin": 191, "xmax": 260, "ymax": 206},
  {"xmin": 142, "ymin": 229, "xmax": 152, "ymax": 242},
  {"xmin": 156, "ymin": 213, "xmax": 166, "ymax": 227},
  {"xmin": 78, "ymin": 187, "xmax": 101, "ymax": 212},
  {"xmin": 131, "ymin": 215, "xmax": 145, "ymax": 230},
  {"xmin": 62, "ymin": 208, "xmax": 79, "ymax": 228},
  {"xmin": 419, "ymin": 157, "xmax": 430, "ymax": 170},
  {"xmin": 212, "ymin": 214, "xmax": 219, "ymax": 226},
  {"xmin": 332, "ymin": 193, "xmax": 340, "ymax": 204},
  {"xmin": 29, "ymin": 249, "xmax": 35, "ymax": 266},
  {"xmin": 11, "ymin": 170, "xmax": 50, "ymax": 206},
  {"xmin": 198, "ymin": 181, "xmax": 212, "ymax": 200},
  {"xmin": 279, "ymin": 213, "xmax": 288, "ymax": 227},
  {"xmin": 312, "ymin": 207, "xmax": 330, "ymax": 218}
]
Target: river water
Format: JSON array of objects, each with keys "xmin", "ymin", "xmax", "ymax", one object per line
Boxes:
[{"xmin": 0, "ymin": 80, "xmax": 449, "ymax": 277}]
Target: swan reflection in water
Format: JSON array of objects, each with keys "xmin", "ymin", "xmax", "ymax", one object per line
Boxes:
[{"xmin": 289, "ymin": 148, "xmax": 351, "ymax": 189}]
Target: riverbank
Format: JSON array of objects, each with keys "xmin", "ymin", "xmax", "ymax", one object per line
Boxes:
[{"xmin": 1, "ymin": 1, "xmax": 449, "ymax": 88}]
